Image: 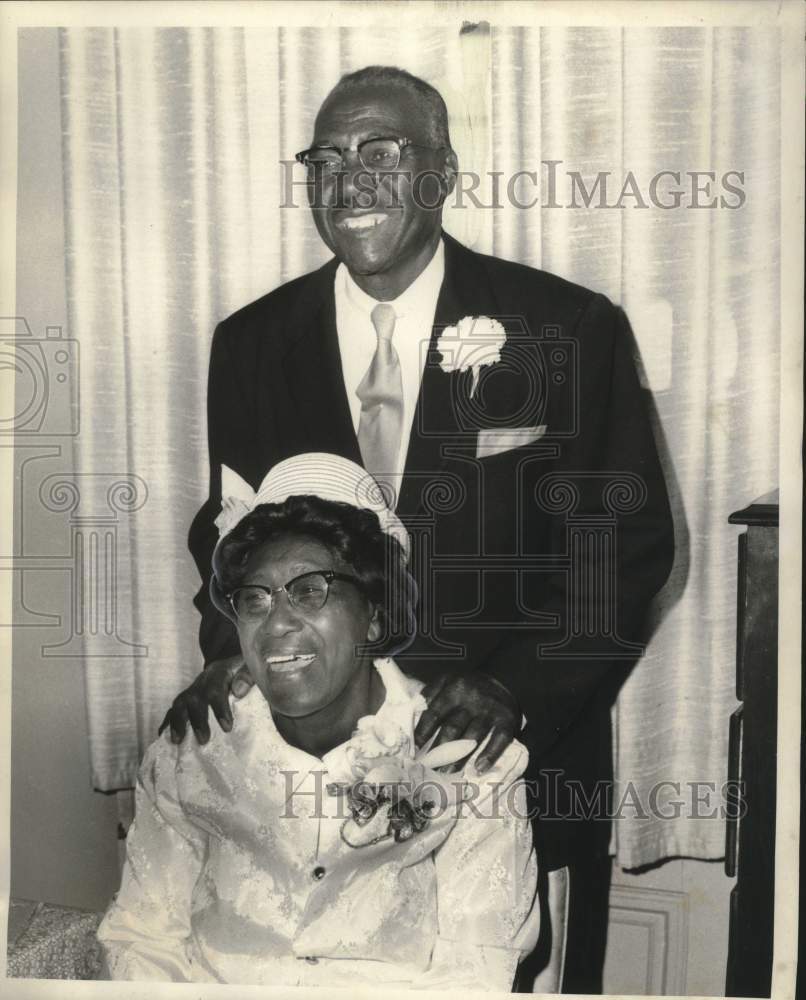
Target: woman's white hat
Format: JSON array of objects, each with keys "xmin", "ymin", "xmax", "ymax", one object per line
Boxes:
[{"xmin": 214, "ymin": 453, "xmax": 410, "ymax": 559}]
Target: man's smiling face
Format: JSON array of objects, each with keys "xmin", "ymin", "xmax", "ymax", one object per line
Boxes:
[{"xmin": 307, "ymin": 83, "xmax": 456, "ymax": 298}]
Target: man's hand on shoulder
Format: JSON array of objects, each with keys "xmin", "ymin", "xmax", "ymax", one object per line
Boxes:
[
  {"xmin": 158, "ymin": 655, "xmax": 253, "ymax": 745},
  {"xmin": 413, "ymin": 673, "xmax": 520, "ymax": 774}
]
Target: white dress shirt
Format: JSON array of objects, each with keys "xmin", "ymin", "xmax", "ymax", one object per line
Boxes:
[
  {"xmin": 334, "ymin": 240, "xmax": 445, "ymax": 489},
  {"xmin": 97, "ymin": 658, "xmax": 539, "ymax": 990}
]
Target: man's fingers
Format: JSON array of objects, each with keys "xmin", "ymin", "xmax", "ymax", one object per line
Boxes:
[
  {"xmin": 414, "ymin": 706, "xmax": 442, "ymax": 747},
  {"xmin": 432, "ymin": 707, "xmax": 473, "ymax": 746},
  {"xmin": 474, "ymin": 725, "xmax": 516, "ymax": 774},
  {"xmin": 186, "ymin": 699, "xmax": 212, "ymax": 745},
  {"xmin": 415, "ymin": 671, "xmax": 519, "ymax": 755},
  {"xmin": 210, "ymin": 694, "xmax": 233, "ymax": 733},
  {"xmin": 461, "ymin": 717, "xmax": 494, "ymax": 748},
  {"xmin": 158, "ymin": 657, "xmax": 248, "ymax": 747},
  {"xmin": 415, "ymin": 675, "xmax": 462, "ymax": 747},
  {"xmin": 414, "ymin": 675, "xmax": 450, "ymax": 745},
  {"xmin": 426, "ymin": 707, "xmax": 474, "ymax": 771},
  {"xmin": 167, "ymin": 701, "xmax": 190, "ymax": 745},
  {"xmin": 230, "ymin": 664, "xmax": 254, "ymax": 699},
  {"xmin": 208, "ymin": 672, "xmax": 235, "ymax": 733},
  {"xmin": 418, "ymin": 673, "xmax": 449, "ymax": 704},
  {"xmin": 439, "ymin": 716, "xmax": 490, "ymax": 773}
]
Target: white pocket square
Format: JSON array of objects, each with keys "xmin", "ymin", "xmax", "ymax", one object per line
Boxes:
[{"xmin": 476, "ymin": 425, "xmax": 547, "ymax": 459}]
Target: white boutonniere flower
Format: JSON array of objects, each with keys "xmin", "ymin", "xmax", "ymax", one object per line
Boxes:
[{"xmin": 437, "ymin": 315, "xmax": 506, "ymax": 398}]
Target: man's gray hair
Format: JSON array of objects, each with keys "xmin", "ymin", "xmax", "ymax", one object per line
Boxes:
[{"xmin": 321, "ymin": 65, "xmax": 452, "ymax": 150}]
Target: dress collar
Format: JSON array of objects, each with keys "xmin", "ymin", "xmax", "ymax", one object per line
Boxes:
[{"xmin": 231, "ymin": 658, "xmax": 426, "ymax": 773}]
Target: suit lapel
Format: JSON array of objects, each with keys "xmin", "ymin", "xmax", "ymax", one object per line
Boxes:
[
  {"xmin": 281, "ymin": 261, "xmax": 363, "ymax": 465},
  {"xmin": 278, "ymin": 236, "xmax": 518, "ymax": 519},
  {"xmin": 396, "ymin": 234, "xmax": 503, "ymax": 519}
]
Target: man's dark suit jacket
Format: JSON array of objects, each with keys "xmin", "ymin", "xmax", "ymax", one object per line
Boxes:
[{"xmin": 188, "ymin": 231, "xmax": 674, "ymax": 870}]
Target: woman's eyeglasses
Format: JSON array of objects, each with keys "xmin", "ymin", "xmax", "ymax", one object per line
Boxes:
[
  {"xmin": 228, "ymin": 570, "xmax": 362, "ymax": 622},
  {"xmin": 295, "ymin": 136, "xmax": 440, "ymax": 176}
]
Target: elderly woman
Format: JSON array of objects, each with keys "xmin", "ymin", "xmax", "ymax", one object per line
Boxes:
[{"xmin": 97, "ymin": 454, "xmax": 538, "ymax": 990}]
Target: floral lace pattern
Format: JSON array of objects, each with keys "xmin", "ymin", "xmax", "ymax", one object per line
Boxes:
[
  {"xmin": 8, "ymin": 902, "xmax": 102, "ymax": 980},
  {"xmin": 97, "ymin": 659, "xmax": 539, "ymax": 989}
]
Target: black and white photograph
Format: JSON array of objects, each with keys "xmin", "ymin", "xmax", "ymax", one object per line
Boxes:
[{"xmin": 1, "ymin": 1, "xmax": 802, "ymax": 997}]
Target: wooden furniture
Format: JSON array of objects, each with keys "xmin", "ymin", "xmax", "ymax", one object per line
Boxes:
[{"xmin": 725, "ymin": 490, "xmax": 778, "ymax": 998}]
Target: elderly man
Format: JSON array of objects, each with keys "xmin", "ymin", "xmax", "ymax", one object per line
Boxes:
[{"xmin": 166, "ymin": 65, "xmax": 674, "ymax": 992}]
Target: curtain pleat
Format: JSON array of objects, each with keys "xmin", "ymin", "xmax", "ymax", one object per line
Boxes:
[
  {"xmin": 60, "ymin": 28, "xmax": 140, "ymax": 786},
  {"xmin": 59, "ymin": 26, "xmax": 780, "ymax": 867},
  {"xmin": 612, "ymin": 27, "xmax": 780, "ymax": 866}
]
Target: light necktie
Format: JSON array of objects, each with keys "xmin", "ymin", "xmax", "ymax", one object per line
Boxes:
[{"xmin": 356, "ymin": 303, "xmax": 403, "ymax": 505}]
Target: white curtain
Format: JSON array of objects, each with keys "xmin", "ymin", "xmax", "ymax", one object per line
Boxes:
[{"xmin": 58, "ymin": 24, "xmax": 779, "ymax": 867}]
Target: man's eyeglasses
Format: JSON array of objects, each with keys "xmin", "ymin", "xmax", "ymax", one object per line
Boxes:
[
  {"xmin": 295, "ymin": 137, "xmax": 440, "ymax": 176},
  {"xmin": 228, "ymin": 570, "xmax": 363, "ymax": 623}
]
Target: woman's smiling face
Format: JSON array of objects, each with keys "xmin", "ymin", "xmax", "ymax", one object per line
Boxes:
[{"xmin": 235, "ymin": 533, "xmax": 380, "ymax": 719}]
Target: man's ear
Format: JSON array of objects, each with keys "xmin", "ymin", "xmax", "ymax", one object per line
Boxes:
[
  {"xmin": 441, "ymin": 149, "xmax": 459, "ymax": 198},
  {"xmin": 366, "ymin": 607, "xmax": 383, "ymax": 643}
]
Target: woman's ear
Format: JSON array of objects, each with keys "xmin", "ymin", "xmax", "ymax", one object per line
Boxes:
[{"xmin": 366, "ymin": 607, "xmax": 383, "ymax": 643}]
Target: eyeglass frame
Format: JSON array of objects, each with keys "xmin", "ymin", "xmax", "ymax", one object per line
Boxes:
[
  {"xmin": 227, "ymin": 569, "xmax": 364, "ymax": 623},
  {"xmin": 295, "ymin": 136, "xmax": 444, "ymax": 175}
]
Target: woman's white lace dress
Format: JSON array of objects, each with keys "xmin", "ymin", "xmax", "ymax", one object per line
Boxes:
[{"xmin": 97, "ymin": 658, "xmax": 539, "ymax": 990}]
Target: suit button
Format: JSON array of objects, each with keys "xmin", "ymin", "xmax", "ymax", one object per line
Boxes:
[{"xmin": 311, "ymin": 865, "xmax": 326, "ymax": 881}]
